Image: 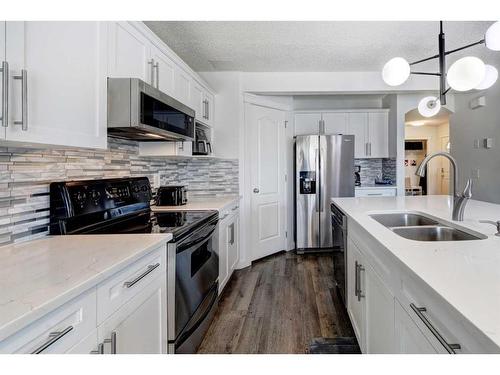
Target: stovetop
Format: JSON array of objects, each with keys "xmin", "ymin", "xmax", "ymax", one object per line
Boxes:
[{"xmin": 49, "ymin": 177, "xmax": 218, "ymax": 241}]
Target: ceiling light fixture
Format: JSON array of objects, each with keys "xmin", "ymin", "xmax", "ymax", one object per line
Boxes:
[{"xmin": 381, "ymin": 21, "xmax": 500, "ymax": 117}]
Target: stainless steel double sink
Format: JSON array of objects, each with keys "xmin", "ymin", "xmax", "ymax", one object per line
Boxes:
[{"xmin": 369, "ymin": 213, "xmax": 486, "ymax": 241}]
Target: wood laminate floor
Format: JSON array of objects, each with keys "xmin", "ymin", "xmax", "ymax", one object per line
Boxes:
[{"xmin": 197, "ymin": 251, "xmax": 355, "ymax": 354}]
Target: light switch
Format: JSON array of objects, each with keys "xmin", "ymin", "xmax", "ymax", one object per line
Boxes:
[
  {"xmin": 471, "ymin": 169, "xmax": 480, "ymax": 179},
  {"xmin": 484, "ymin": 138, "xmax": 495, "ymax": 149}
]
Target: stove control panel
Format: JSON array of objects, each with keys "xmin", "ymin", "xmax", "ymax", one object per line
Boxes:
[{"xmin": 50, "ymin": 177, "xmax": 152, "ymax": 218}]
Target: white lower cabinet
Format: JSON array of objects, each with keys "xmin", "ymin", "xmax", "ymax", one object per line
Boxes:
[
  {"xmin": 395, "ymin": 301, "xmax": 438, "ymax": 354},
  {"xmin": 0, "ymin": 245, "xmax": 168, "ymax": 354},
  {"xmin": 218, "ymin": 203, "xmax": 240, "ymax": 294},
  {"xmin": 97, "ymin": 274, "xmax": 166, "ymax": 354},
  {"xmin": 347, "ymin": 238, "xmax": 395, "ymax": 353}
]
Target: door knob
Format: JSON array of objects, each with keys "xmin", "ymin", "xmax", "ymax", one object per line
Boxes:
[{"xmin": 253, "ymin": 188, "xmax": 260, "ymax": 193}]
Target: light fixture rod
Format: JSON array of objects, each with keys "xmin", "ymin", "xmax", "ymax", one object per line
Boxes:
[
  {"xmin": 410, "ymin": 71, "xmax": 441, "ymax": 76},
  {"xmin": 409, "ymin": 39, "xmax": 486, "ymax": 66},
  {"xmin": 442, "ymin": 86, "xmax": 452, "ymax": 96},
  {"xmin": 438, "ymin": 21, "xmax": 447, "ymax": 105}
]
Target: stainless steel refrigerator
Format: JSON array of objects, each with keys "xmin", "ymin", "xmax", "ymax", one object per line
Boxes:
[{"xmin": 295, "ymin": 134, "xmax": 354, "ymax": 252}]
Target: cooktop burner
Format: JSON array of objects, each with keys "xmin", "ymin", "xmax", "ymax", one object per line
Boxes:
[{"xmin": 151, "ymin": 210, "xmax": 218, "ymax": 240}]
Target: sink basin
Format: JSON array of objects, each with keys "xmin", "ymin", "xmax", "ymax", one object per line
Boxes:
[
  {"xmin": 391, "ymin": 226, "xmax": 484, "ymax": 241},
  {"xmin": 370, "ymin": 213, "xmax": 438, "ymax": 227}
]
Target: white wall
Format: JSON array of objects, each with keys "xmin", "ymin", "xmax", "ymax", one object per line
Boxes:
[
  {"xmin": 293, "ymin": 95, "xmax": 384, "ymax": 110},
  {"xmin": 451, "ymin": 86, "xmax": 500, "ymax": 204}
]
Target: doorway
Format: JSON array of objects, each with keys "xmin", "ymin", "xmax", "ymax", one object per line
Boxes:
[{"xmin": 404, "ymin": 108, "xmax": 450, "ymax": 196}]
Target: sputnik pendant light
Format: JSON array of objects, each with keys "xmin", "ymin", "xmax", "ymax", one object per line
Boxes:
[{"xmin": 382, "ymin": 21, "xmax": 500, "ymax": 117}]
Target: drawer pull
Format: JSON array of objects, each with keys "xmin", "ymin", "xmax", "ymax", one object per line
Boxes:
[
  {"xmin": 410, "ymin": 303, "xmax": 461, "ymax": 354},
  {"xmin": 104, "ymin": 331, "xmax": 117, "ymax": 354},
  {"xmin": 123, "ymin": 263, "xmax": 160, "ymax": 289},
  {"xmin": 90, "ymin": 343, "xmax": 105, "ymax": 354},
  {"xmin": 31, "ymin": 325, "xmax": 74, "ymax": 354},
  {"xmin": 355, "ymin": 261, "xmax": 365, "ymax": 301}
]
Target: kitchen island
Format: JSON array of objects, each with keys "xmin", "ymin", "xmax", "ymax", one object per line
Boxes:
[{"xmin": 331, "ymin": 195, "xmax": 500, "ymax": 353}]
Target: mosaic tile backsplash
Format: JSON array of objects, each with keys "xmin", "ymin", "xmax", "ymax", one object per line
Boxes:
[
  {"xmin": 0, "ymin": 138, "xmax": 239, "ymax": 245},
  {"xmin": 355, "ymin": 158, "xmax": 397, "ymax": 185}
]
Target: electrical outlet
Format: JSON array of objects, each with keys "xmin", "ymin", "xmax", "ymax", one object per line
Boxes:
[
  {"xmin": 471, "ymin": 168, "xmax": 480, "ymax": 180},
  {"xmin": 484, "ymin": 138, "xmax": 495, "ymax": 149}
]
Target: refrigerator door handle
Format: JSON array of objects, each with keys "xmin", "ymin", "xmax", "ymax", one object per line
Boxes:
[{"xmin": 315, "ymin": 148, "xmax": 320, "ymax": 212}]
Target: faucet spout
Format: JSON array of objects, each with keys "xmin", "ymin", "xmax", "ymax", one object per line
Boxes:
[{"xmin": 415, "ymin": 151, "xmax": 471, "ymax": 221}]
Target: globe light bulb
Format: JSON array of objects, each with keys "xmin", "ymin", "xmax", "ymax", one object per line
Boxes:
[
  {"xmin": 475, "ymin": 65, "xmax": 498, "ymax": 90},
  {"xmin": 485, "ymin": 21, "xmax": 500, "ymax": 51},
  {"xmin": 382, "ymin": 57, "xmax": 410, "ymax": 86},
  {"xmin": 447, "ymin": 56, "xmax": 486, "ymax": 92},
  {"xmin": 418, "ymin": 96, "xmax": 441, "ymax": 118}
]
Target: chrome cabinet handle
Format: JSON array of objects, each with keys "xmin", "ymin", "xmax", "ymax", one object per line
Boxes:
[
  {"xmin": 13, "ymin": 69, "xmax": 28, "ymax": 131},
  {"xmin": 410, "ymin": 303, "xmax": 461, "ymax": 354},
  {"xmin": 148, "ymin": 59, "xmax": 155, "ymax": 86},
  {"xmin": 253, "ymin": 188, "xmax": 259, "ymax": 193},
  {"xmin": 368, "ymin": 142, "xmax": 372, "ymax": 156},
  {"xmin": 90, "ymin": 343, "xmax": 105, "ymax": 354},
  {"xmin": 206, "ymin": 99, "xmax": 209, "ymax": 120},
  {"xmin": 0, "ymin": 61, "xmax": 8, "ymax": 127},
  {"xmin": 229, "ymin": 223, "xmax": 235, "ymax": 245},
  {"xmin": 154, "ymin": 62, "xmax": 159, "ymax": 89},
  {"xmin": 123, "ymin": 263, "xmax": 160, "ymax": 288},
  {"xmin": 355, "ymin": 261, "xmax": 365, "ymax": 301},
  {"xmin": 354, "ymin": 261, "xmax": 359, "ymax": 298},
  {"xmin": 31, "ymin": 325, "xmax": 74, "ymax": 354},
  {"xmin": 103, "ymin": 331, "xmax": 117, "ymax": 354}
]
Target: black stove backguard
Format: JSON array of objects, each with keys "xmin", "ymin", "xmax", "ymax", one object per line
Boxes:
[{"xmin": 50, "ymin": 177, "xmax": 152, "ymax": 235}]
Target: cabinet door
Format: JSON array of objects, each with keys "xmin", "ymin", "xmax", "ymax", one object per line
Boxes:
[
  {"xmin": 218, "ymin": 218, "xmax": 230, "ymax": 294},
  {"xmin": 108, "ymin": 21, "xmax": 152, "ymax": 83},
  {"xmin": 294, "ymin": 113, "xmax": 320, "ymax": 136},
  {"xmin": 98, "ymin": 274, "xmax": 166, "ymax": 354},
  {"xmin": 174, "ymin": 67, "xmax": 190, "ymax": 104},
  {"xmin": 395, "ymin": 301, "xmax": 438, "ymax": 354},
  {"xmin": 346, "ymin": 238, "xmax": 365, "ymax": 351},
  {"xmin": 5, "ymin": 21, "xmax": 107, "ymax": 149},
  {"xmin": 346, "ymin": 112, "xmax": 368, "ymax": 158},
  {"xmin": 151, "ymin": 45, "xmax": 175, "ymax": 95},
  {"xmin": 204, "ymin": 92, "xmax": 214, "ymax": 127},
  {"xmin": 364, "ymin": 265, "xmax": 396, "ymax": 353},
  {"xmin": 227, "ymin": 213, "xmax": 240, "ymax": 272},
  {"xmin": 190, "ymin": 82, "xmax": 204, "ymax": 121},
  {"xmin": 322, "ymin": 112, "xmax": 348, "ymax": 135},
  {"xmin": 367, "ymin": 112, "xmax": 388, "ymax": 158},
  {"xmin": 66, "ymin": 330, "xmax": 99, "ymax": 354},
  {"xmin": 1, "ymin": 21, "xmax": 5, "ymax": 139}
]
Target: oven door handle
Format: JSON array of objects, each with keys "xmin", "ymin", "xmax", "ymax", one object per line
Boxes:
[{"xmin": 176, "ymin": 222, "xmax": 218, "ymax": 253}]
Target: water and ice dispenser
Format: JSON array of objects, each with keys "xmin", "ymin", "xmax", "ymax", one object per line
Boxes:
[{"xmin": 299, "ymin": 171, "xmax": 316, "ymax": 194}]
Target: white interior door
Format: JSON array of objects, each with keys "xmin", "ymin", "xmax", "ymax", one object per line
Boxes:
[
  {"xmin": 440, "ymin": 136, "xmax": 450, "ymax": 194},
  {"xmin": 247, "ymin": 103, "xmax": 287, "ymax": 261}
]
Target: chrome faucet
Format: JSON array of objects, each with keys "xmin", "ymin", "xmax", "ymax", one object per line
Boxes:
[{"xmin": 415, "ymin": 151, "xmax": 473, "ymax": 221}]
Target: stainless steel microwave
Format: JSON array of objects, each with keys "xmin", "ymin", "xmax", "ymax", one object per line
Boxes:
[{"xmin": 107, "ymin": 78, "xmax": 195, "ymax": 141}]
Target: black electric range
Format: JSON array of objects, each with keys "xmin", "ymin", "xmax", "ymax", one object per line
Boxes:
[{"xmin": 49, "ymin": 177, "xmax": 217, "ymax": 240}]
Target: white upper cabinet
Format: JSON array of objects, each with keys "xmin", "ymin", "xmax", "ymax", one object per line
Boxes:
[
  {"xmin": 3, "ymin": 21, "xmax": 107, "ymax": 149},
  {"xmin": 190, "ymin": 81, "xmax": 204, "ymax": 121},
  {"xmin": 174, "ymin": 66, "xmax": 191, "ymax": 104},
  {"xmin": 294, "ymin": 113, "xmax": 321, "ymax": 135},
  {"xmin": 107, "ymin": 22, "xmax": 152, "ymax": 83},
  {"xmin": 367, "ymin": 112, "xmax": 389, "ymax": 158},
  {"xmin": 150, "ymin": 45, "xmax": 175, "ymax": 96},
  {"xmin": 0, "ymin": 21, "xmax": 5, "ymax": 140},
  {"xmin": 347, "ymin": 112, "xmax": 368, "ymax": 158},
  {"xmin": 322, "ymin": 112, "xmax": 348, "ymax": 135}
]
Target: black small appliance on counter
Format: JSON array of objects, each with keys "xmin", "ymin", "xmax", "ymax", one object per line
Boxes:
[
  {"xmin": 354, "ymin": 165, "xmax": 361, "ymax": 186},
  {"xmin": 156, "ymin": 185, "xmax": 188, "ymax": 206}
]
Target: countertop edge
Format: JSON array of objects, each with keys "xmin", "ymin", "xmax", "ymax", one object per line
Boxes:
[{"xmin": 0, "ymin": 234, "xmax": 172, "ymax": 342}]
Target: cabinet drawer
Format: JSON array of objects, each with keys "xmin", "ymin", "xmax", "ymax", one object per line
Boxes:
[
  {"xmin": 65, "ymin": 329, "xmax": 98, "ymax": 354},
  {"xmin": 398, "ymin": 272, "xmax": 498, "ymax": 353},
  {"xmin": 0, "ymin": 288, "xmax": 96, "ymax": 354},
  {"xmin": 355, "ymin": 188, "xmax": 396, "ymax": 197},
  {"xmin": 96, "ymin": 246, "xmax": 166, "ymax": 324}
]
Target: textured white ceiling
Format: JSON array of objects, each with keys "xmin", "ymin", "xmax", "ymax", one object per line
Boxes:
[{"xmin": 144, "ymin": 21, "xmax": 500, "ymax": 72}]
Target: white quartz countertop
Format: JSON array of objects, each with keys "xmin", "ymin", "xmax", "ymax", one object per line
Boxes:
[
  {"xmin": 152, "ymin": 195, "xmax": 241, "ymax": 212},
  {"xmin": 355, "ymin": 184, "xmax": 397, "ymax": 189},
  {"xmin": 331, "ymin": 195, "xmax": 500, "ymax": 348},
  {"xmin": 0, "ymin": 233, "xmax": 172, "ymax": 342}
]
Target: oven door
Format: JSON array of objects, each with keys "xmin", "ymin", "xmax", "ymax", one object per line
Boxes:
[
  {"xmin": 331, "ymin": 204, "xmax": 347, "ymax": 305},
  {"xmin": 169, "ymin": 217, "xmax": 219, "ymax": 351}
]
